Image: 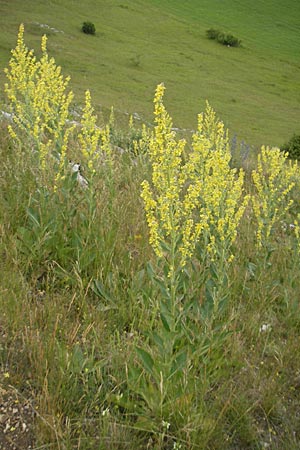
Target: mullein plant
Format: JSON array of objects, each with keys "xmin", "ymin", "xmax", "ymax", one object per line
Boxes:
[
  {"xmin": 125, "ymin": 84, "xmax": 248, "ymax": 438},
  {"xmin": 4, "ymin": 27, "xmax": 113, "ymax": 280},
  {"xmin": 251, "ymin": 146, "xmax": 298, "ymax": 258},
  {"xmin": 75, "ymin": 90, "xmax": 114, "ymax": 274},
  {"xmin": 4, "ymin": 24, "xmax": 74, "ymax": 184},
  {"xmin": 78, "ymin": 90, "xmax": 101, "ymax": 178},
  {"xmin": 190, "ymin": 103, "xmax": 249, "ymax": 316},
  {"xmin": 4, "ymin": 26, "xmax": 76, "ymax": 276},
  {"xmin": 128, "ymin": 82, "xmax": 202, "ymax": 435}
]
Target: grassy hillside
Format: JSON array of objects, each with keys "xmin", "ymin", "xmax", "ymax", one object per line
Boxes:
[
  {"xmin": 1, "ymin": 0, "xmax": 300, "ymax": 148},
  {"xmin": 1, "ymin": 20, "xmax": 300, "ymax": 450}
]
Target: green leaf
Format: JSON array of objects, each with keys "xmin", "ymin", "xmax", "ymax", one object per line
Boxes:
[
  {"xmin": 135, "ymin": 415, "xmax": 159, "ymax": 432},
  {"xmin": 152, "ymin": 331, "xmax": 165, "ymax": 353},
  {"xmin": 27, "ymin": 207, "xmax": 41, "ymax": 228},
  {"xmin": 160, "ymin": 312, "xmax": 171, "ymax": 332},
  {"xmin": 247, "ymin": 261, "xmax": 257, "ymax": 279},
  {"xmin": 136, "ymin": 347, "xmax": 154, "ymax": 375},
  {"xmin": 155, "ymin": 278, "xmax": 171, "ymax": 300},
  {"xmin": 169, "ymin": 350, "xmax": 187, "ymax": 379},
  {"xmin": 160, "ymin": 301, "xmax": 173, "ymax": 332},
  {"xmin": 128, "ymin": 364, "xmax": 143, "ymax": 384},
  {"xmin": 146, "ymin": 261, "xmax": 155, "ymax": 281},
  {"xmin": 201, "ymin": 278, "xmax": 215, "ymax": 319},
  {"xmin": 92, "ymin": 279, "xmax": 114, "ymax": 302}
]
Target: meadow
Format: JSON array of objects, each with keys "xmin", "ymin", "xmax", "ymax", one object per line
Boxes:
[
  {"xmin": 0, "ymin": 3, "xmax": 300, "ymax": 450},
  {"xmin": 0, "ymin": 0, "xmax": 299, "ymax": 148}
]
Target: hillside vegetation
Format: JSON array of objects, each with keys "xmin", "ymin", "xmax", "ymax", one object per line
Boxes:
[
  {"xmin": 0, "ymin": 25, "xmax": 300, "ymax": 449},
  {"xmin": 0, "ymin": 0, "xmax": 299, "ymax": 147}
]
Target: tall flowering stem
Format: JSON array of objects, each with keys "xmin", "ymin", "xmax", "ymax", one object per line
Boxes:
[
  {"xmin": 141, "ymin": 86, "xmax": 248, "ymax": 318},
  {"xmin": 78, "ymin": 90, "xmax": 101, "ymax": 176},
  {"xmin": 193, "ymin": 106, "xmax": 248, "ymax": 254},
  {"xmin": 188, "ymin": 104, "xmax": 248, "ymax": 314},
  {"xmin": 4, "ymin": 25, "xmax": 73, "ymax": 175},
  {"xmin": 132, "ymin": 85, "xmax": 248, "ymax": 429},
  {"xmin": 252, "ymin": 146, "xmax": 298, "ymax": 249},
  {"xmin": 141, "ymin": 84, "xmax": 203, "ymax": 326}
]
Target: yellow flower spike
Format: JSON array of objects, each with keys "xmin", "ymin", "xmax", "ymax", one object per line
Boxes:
[
  {"xmin": 188, "ymin": 101, "xmax": 248, "ymax": 259},
  {"xmin": 78, "ymin": 90, "xmax": 101, "ymax": 175},
  {"xmin": 109, "ymin": 106, "xmax": 115, "ymax": 129},
  {"xmin": 129, "ymin": 114, "xmax": 134, "ymax": 130},
  {"xmin": 142, "ymin": 84, "xmax": 247, "ymax": 275},
  {"xmin": 252, "ymin": 146, "xmax": 298, "ymax": 247},
  {"xmin": 41, "ymin": 34, "xmax": 47, "ymax": 53},
  {"xmin": 5, "ymin": 25, "xmax": 74, "ymax": 180},
  {"xmin": 141, "ymin": 86, "xmax": 195, "ymax": 267}
]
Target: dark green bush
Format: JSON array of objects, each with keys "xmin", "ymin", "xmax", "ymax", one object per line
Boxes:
[
  {"xmin": 218, "ymin": 33, "xmax": 241, "ymax": 47},
  {"xmin": 206, "ymin": 28, "xmax": 241, "ymax": 47},
  {"xmin": 206, "ymin": 28, "xmax": 220, "ymax": 40},
  {"xmin": 82, "ymin": 21, "xmax": 96, "ymax": 35},
  {"xmin": 281, "ymin": 133, "xmax": 300, "ymax": 160}
]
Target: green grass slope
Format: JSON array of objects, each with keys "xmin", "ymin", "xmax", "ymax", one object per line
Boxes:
[{"xmin": 0, "ymin": 0, "xmax": 299, "ymax": 147}]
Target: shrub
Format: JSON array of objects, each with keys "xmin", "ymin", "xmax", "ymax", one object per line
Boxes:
[
  {"xmin": 281, "ymin": 133, "xmax": 300, "ymax": 160},
  {"xmin": 81, "ymin": 21, "xmax": 96, "ymax": 35},
  {"xmin": 206, "ymin": 28, "xmax": 241, "ymax": 47},
  {"xmin": 206, "ymin": 28, "xmax": 220, "ymax": 40},
  {"xmin": 221, "ymin": 33, "xmax": 241, "ymax": 47}
]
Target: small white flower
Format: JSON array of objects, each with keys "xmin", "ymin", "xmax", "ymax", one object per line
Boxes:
[
  {"xmin": 162, "ymin": 420, "xmax": 170, "ymax": 430},
  {"xmin": 259, "ymin": 323, "xmax": 272, "ymax": 333},
  {"xmin": 102, "ymin": 407, "xmax": 110, "ymax": 417}
]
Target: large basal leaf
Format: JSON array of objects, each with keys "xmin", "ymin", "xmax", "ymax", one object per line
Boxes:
[{"xmin": 136, "ymin": 347, "xmax": 154, "ymax": 375}]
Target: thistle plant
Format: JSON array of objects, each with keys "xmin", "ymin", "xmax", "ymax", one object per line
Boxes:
[{"xmin": 252, "ymin": 146, "xmax": 298, "ymax": 250}]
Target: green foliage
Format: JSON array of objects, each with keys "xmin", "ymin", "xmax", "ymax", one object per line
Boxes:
[
  {"xmin": 282, "ymin": 133, "xmax": 300, "ymax": 161},
  {"xmin": 1, "ymin": 26, "xmax": 300, "ymax": 450},
  {"xmin": 81, "ymin": 21, "xmax": 96, "ymax": 35},
  {"xmin": 206, "ymin": 28, "xmax": 221, "ymax": 40},
  {"xmin": 206, "ymin": 28, "xmax": 241, "ymax": 47}
]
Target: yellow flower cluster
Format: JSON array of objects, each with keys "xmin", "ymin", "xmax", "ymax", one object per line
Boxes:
[
  {"xmin": 4, "ymin": 24, "xmax": 73, "ymax": 172},
  {"xmin": 132, "ymin": 123, "xmax": 150, "ymax": 156},
  {"xmin": 141, "ymin": 84, "xmax": 197, "ymax": 266},
  {"xmin": 4, "ymin": 24, "xmax": 37, "ymax": 111},
  {"xmin": 191, "ymin": 107, "xmax": 248, "ymax": 261},
  {"xmin": 78, "ymin": 90, "xmax": 101, "ymax": 174},
  {"xmin": 252, "ymin": 146, "xmax": 298, "ymax": 247},
  {"xmin": 141, "ymin": 84, "xmax": 247, "ymax": 269}
]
